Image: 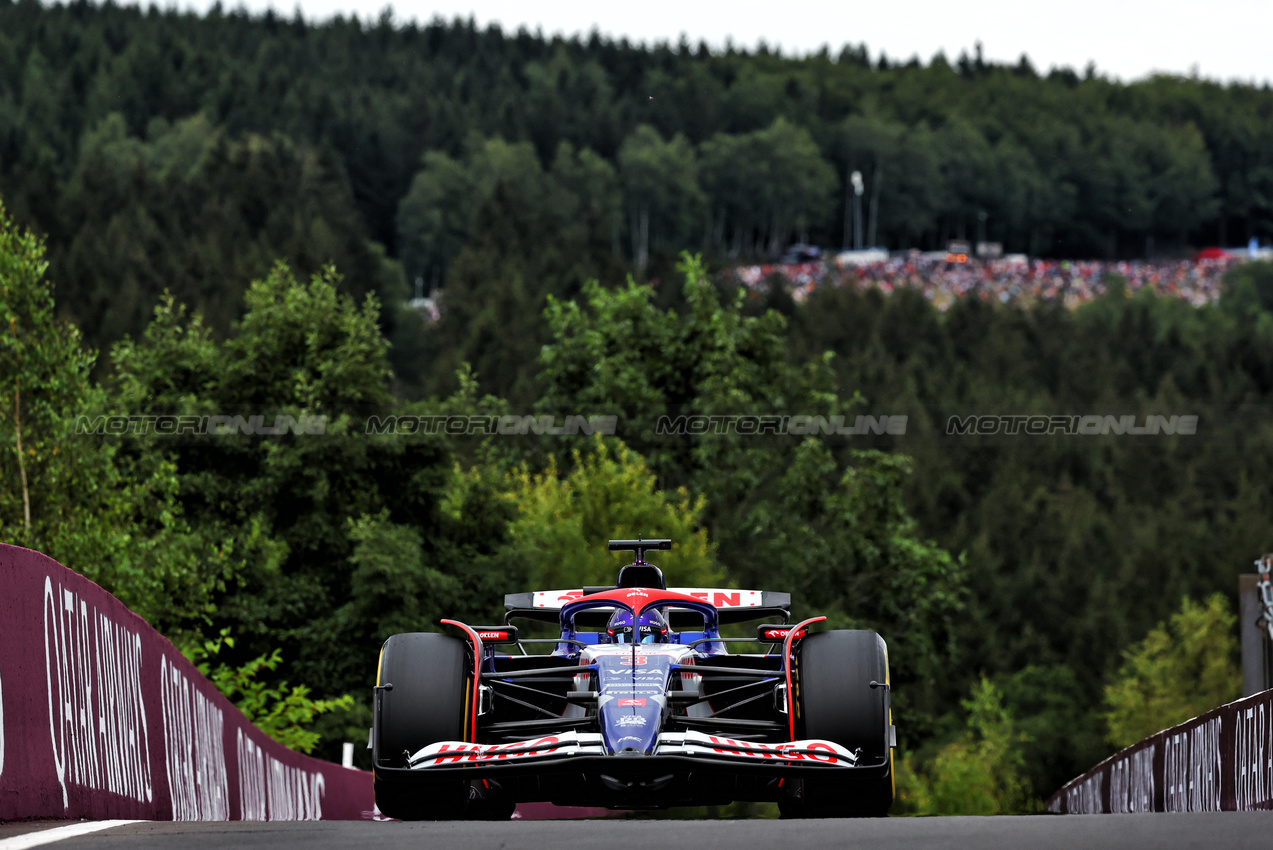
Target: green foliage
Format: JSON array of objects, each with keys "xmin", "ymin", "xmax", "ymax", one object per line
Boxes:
[
  {"xmin": 54, "ymin": 111, "xmax": 404, "ymax": 346},
  {"xmin": 0, "ymin": 196, "xmax": 75, "ymax": 540},
  {"xmin": 828, "ymin": 114, "xmax": 946, "ymax": 246},
  {"xmin": 700, "ymin": 118, "xmax": 835, "ymax": 253},
  {"xmin": 0, "ymin": 199, "xmax": 227, "ymax": 636},
  {"xmin": 333, "ymin": 507, "xmax": 490, "ymax": 647},
  {"xmin": 897, "ymin": 677, "xmax": 1034, "ymax": 815},
  {"xmin": 1103, "ymin": 593, "xmax": 1240, "ymax": 749},
  {"xmin": 105, "ymin": 262, "xmax": 412, "ymax": 683},
  {"xmin": 788, "ymin": 278, "xmax": 1273, "ymax": 748},
  {"xmin": 3, "ymin": 3, "xmax": 1270, "ymax": 780},
  {"xmin": 396, "ymin": 138, "xmax": 568, "ymax": 287},
  {"xmin": 996, "ymin": 665, "xmax": 1108, "ymax": 802},
  {"xmin": 398, "ymin": 138, "xmax": 626, "ymax": 401},
  {"xmin": 490, "ymin": 436, "xmax": 722, "ymax": 591},
  {"xmin": 396, "ymin": 149, "xmax": 482, "ymax": 286},
  {"xmin": 1221, "ymin": 260, "xmax": 1273, "ymax": 316},
  {"xmin": 776, "ymin": 445, "xmax": 966, "ymax": 719},
  {"xmin": 540, "ymin": 254, "xmax": 965, "ymax": 731},
  {"xmin": 102, "ymin": 258, "xmax": 522, "ymax": 762},
  {"xmin": 617, "ymin": 125, "xmax": 704, "ymax": 269},
  {"xmin": 188, "ymin": 629, "xmax": 354, "ymax": 754},
  {"xmin": 541, "ymin": 253, "xmax": 819, "ymax": 474},
  {"xmin": 5, "ymin": 2, "xmax": 1266, "ymax": 362}
]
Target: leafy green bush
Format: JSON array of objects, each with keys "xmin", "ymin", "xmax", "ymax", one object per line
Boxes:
[
  {"xmin": 895, "ymin": 677, "xmax": 1033, "ymax": 815},
  {"xmin": 1103, "ymin": 593, "xmax": 1240, "ymax": 749},
  {"xmin": 187, "ymin": 630, "xmax": 353, "ymax": 754}
]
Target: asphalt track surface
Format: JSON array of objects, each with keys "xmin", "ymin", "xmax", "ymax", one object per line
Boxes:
[{"xmin": 3, "ymin": 814, "xmax": 1273, "ymax": 850}]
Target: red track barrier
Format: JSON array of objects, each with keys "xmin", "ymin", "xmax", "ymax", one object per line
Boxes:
[
  {"xmin": 0, "ymin": 543, "xmax": 374, "ymax": 821},
  {"xmin": 1047, "ymin": 688, "xmax": 1273, "ymax": 813}
]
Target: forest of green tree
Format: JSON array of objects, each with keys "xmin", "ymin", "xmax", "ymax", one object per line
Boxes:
[
  {"xmin": 4, "ymin": 0, "xmax": 1273, "ymax": 813},
  {"xmin": 4, "ymin": 2, "xmax": 1273, "ymax": 359}
]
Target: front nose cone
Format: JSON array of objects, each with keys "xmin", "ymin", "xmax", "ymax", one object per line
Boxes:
[{"xmin": 594, "ymin": 654, "xmax": 669, "ymax": 754}]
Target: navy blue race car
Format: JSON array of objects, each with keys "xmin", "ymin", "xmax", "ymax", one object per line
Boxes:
[{"xmin": 371, "ymin": 539, "xmax": 895, "ymax": 819}]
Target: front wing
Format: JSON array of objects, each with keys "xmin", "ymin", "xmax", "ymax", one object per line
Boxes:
[{"xmin": 393, "ymin": 730, "xmax": 884, "ymax": 778}]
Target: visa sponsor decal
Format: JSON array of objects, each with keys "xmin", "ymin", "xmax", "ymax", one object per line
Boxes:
[
  {"xmin": 614, "ymin": 715, "xmax": 647, "ymax": 728},
  {"xmin": 601, "ymin": 673, "xmax": 664, "ymax": 685}
]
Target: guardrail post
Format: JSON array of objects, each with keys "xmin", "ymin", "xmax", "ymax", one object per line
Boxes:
[{"xmin": 1239, "ymin": 574, "xmax": 1271, "ymax": 697}]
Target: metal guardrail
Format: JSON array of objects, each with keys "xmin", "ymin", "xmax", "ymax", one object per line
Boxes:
[
  {"xmin": 1046, "ymin": 686, "xmax": 1273, "ymax": 813},
  {"xmin": 1050, "ymin": 563, "xmax": 1273, "ymax": 813}
]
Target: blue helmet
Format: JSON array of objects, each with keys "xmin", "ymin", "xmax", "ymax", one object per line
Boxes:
[{"xmin": 605, "ymin": 608, "xmax": 669, "ymax": 643}]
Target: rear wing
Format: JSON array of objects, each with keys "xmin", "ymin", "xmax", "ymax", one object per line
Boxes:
[{"xmin": 504, "ymin": 587, "xmax": 792, "ymax": 627}]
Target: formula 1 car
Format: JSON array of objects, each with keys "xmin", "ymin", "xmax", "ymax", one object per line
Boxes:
[{"xmin": 371, "ymin": 539, "xmax": 895, "ymax": 819}]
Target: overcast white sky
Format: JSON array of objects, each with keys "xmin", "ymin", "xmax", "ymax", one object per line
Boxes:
[{"xmin": 161, "ymin": 0, "xmax": 1271, "ymax": 85}]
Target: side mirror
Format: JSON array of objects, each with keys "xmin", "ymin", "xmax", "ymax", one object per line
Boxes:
[{"xmin": 756, "ymin": 624, "xmax": 805, "ymax": 642}]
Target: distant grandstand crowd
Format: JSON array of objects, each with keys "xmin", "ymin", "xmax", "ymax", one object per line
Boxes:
[{"xmin": 731, "ymin": 252, "xmax": 1255, "ymax": 310}]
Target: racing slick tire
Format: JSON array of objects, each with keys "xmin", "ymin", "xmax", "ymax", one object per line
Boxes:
[
  {"xmin": 374, "ymin": 632, "xmax": 470, "ymax": 820},
  {"xmin": 787, "ymin": 629, "xmax": 894, "ymax": 818}
]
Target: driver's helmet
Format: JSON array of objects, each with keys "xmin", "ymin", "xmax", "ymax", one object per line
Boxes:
[{"xmin": 605, "ymin": 608, "xmax": 670, "ymax": 644}]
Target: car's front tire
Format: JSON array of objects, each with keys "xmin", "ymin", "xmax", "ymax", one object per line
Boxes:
[
  {"xmin": 789, "ymin": 629, "xmax": 894, "ymax": 818},
  {"xmin": 373, "ymin": 631, "xmax": 470, "ymax": 820}
]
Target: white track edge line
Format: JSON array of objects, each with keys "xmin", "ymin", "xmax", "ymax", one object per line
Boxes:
[{"xmin": 0, "ymin": 821, "xmax": 144, "ymax": 850}]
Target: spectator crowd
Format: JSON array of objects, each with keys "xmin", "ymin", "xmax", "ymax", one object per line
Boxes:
[{"xmin": 731, "ymin": 253, "xmax": 1244, "ymax": 310}]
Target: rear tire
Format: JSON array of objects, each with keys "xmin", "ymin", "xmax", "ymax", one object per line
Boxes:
[
  {"xmin": 792, "ymin": 629, "xmax": 894, "ymax": 818},
  {"xmin": 374, "ymin": 632, "xmax": 470, "ymax": 820}
]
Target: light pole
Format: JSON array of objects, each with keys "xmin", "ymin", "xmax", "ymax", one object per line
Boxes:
[{"xmin": 852, "ymin": 170, "xmax": 864, "ymax": 250}]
